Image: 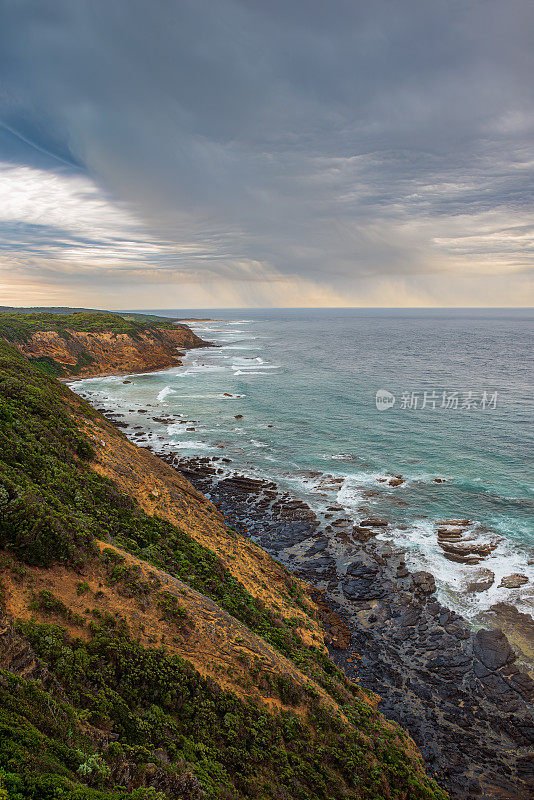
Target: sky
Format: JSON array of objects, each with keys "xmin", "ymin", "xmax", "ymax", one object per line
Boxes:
[{"xmin": 0, "ymin": 0, "xmax": 533, "ymax": 309}]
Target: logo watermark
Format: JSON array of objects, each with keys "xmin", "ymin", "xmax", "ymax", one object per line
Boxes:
[
  {"xmin": 375, "ymin": 389, "xmax": 498, "ymax": 411},
  {"xmin": 375, "ymin": 389, "xmax": 396, "ymax": 410}
]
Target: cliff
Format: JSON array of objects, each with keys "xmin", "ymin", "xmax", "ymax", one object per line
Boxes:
[
  {"xmin": 17, "ymin": 325, "xmax": 207, "ymax": 377},
  {"xmin": 0, "ymin": 311, "xmax": 209, "ymax": 378},
  {"xmin": 0, "ymin": 340, "xmax": 448, "ymax": 800}
]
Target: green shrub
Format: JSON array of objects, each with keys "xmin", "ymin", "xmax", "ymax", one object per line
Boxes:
[
  {"xmin": 30, "ymin": 590, "xmax": 85, "ymax": 627},
  {"xmin": 0, "ymin": 311, "xmax": 175, "ymax": 344},
  {"xmin": 156, "ymin": 590, "xmax": 191, "ymax": 627},
  {"xmin": 76, "ymin": 754, "xmax": 110, "ymax": 786},
  {"xmin": 12, "ymin": 618, "xmax": 447, "ymax": 800}
]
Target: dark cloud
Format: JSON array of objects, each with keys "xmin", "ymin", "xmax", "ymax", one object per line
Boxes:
[{"xmin": 0, "ymin": 0, "xmax": 533, "ymax": 304}]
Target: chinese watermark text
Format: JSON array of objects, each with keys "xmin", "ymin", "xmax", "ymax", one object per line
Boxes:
[{"xmin": 375, "ymin": 389, "xmax": 498, "ymax": 411}]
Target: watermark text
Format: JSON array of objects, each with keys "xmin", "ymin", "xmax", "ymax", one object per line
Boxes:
[{"xmin": 375, "ymin": 389, "xmax": 498, "ymax": 411}]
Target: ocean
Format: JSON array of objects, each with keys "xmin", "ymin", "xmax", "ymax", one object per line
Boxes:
[{"xmin": 71, "ymin": 308, "xmax": 533, "ymax": 623}]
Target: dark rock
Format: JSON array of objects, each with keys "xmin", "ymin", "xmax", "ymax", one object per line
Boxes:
[
  {"xmin": 465, "ymin": 568, "xmax": 495, "ymax": 593},
  {"xmin": 473, "ymin": 628, "xmax": 515, "ymax": 671},
  {"xmin": 499, "ymin": 574, "xmax": 529, "ymax": 589},
  {"xmin": 412, "ymin": 571, "xmax": 436, "ymax": 595},
  {"xmin": 352, "ymin": 525, "xmax": 380, "ymax": 542}
]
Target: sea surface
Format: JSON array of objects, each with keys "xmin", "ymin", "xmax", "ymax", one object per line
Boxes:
[{"xmin": 71, "ymin": 308, "xmax": 534, "ymax": 622}]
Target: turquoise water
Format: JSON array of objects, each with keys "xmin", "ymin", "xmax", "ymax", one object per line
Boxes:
[{"xmin": 72, "ymin": 308, "xmax": 533, "ymax": 620}]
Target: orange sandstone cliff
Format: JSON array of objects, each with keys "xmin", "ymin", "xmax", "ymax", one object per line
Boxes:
[{"xmin": 13, "ymin": 323, "xmax": 209, "ymax": 378}]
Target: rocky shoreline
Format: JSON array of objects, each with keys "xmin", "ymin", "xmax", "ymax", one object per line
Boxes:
[
  {"xmin": 87, "ymin": 401, "xmax": 534, "ymax": 800},
  {"xmin": 161, "ymin": 452, "xmax": 534, "ymax": 800}
]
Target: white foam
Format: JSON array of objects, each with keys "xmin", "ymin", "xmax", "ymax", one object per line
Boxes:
[
  {"xmin": 168, "ymin": 440, "xmax": 214, "ymax": 451},
  {"xmin": 69, "ymin": 374, "xmax": 124, "ymax": 387},
  {"xmin": 231, "ymin": 356, "xmax": 265, "ymax": 365},
  {"xmin": 157, "ymin": 386, "xmax": 174, "ymax": 401},
  {"xmin": 186, "ymin": 327, "xmax": 221, "ymax": 333},
  {"xmin": 221, "ymin": 345, "xmax": 261, "ymax": 350},
  {"xmin": 176, "ymin": 364, "xmax": 227, "ymax": 376},
  {"xmin": 214, "ymin": 335, "xmax": 258, "ymax": 342},
  {"xmin": 336, "ymin": 475, "xmax": 380, "ymax": 507},
  {"xmin": 165, "ymin": 424, "xmax": 185, "ymax": 435},
  {"xmin": 172, "ymin": 392, "xmax": 245, "ymax": 399},
  {"xmin": 232, "ymin": 364, "xmax": 280, "ymax": 373},
  {"xmin": 385, "ymin": 520, "xmax": 534, "ymax": 621}
]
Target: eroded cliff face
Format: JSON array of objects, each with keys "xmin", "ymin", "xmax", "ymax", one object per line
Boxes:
[{"xmin": 13, "ymin": 323, "xmax": 208, "ymax": 377}]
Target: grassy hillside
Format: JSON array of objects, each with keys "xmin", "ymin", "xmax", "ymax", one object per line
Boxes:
[
  {"xmin": 0, "ymin": 342, "xmax": 448, "ymax": 800},
  {"xmin": 0, "ymin": 311, "xmax": 176, "ymax": 344},
  {"xmin": 0, "ymin": 307, "xmax": 176, "ymax": 324}
]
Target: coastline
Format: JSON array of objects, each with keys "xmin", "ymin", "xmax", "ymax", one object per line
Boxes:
[
  {"xmin": 60, "ymin": 357, "xmax": 185, "ymax": 382},
  {"xmin": 60, "ymin": 339, "xmax": 218, "ymax": 381},
  {"xmin": 10, "ymin": 318, "xmax": 211, "ymax": 381},
  {"xmin": 4, "ymin": 333, "xmax": 456, "ymax": 800},
  {"xmin": 73, "ymin": 385, "xmax": 534, "ymax": 800},
  {"xmin": 68, "ymin": 336, "xmax": 534, "ymax": 655}
]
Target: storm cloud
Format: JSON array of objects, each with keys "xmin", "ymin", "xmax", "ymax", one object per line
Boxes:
[{"xmin": 0, "ymin": 0, "xmax": 533, "ymax": 306}]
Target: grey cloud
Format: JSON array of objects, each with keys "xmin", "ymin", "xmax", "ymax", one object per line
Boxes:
[{"xmin": 0, "ymin": 0, "xmax": 533, "ymax": 302}]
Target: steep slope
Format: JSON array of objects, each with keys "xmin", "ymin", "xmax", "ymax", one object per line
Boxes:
[
  {"xmin": 0, "ymin": 311, "xmax": 208, "ymax": 378},
  {"xmin": 1, "ymin": 541, "xmax": 337, "ymax": 715},
  {"xmin": 78, "ymin": 410, "xmax": 323, "ymax": 648},
  {"xmin": 0, "ymin": 341, "xmax": 448, "ymax": 800}
]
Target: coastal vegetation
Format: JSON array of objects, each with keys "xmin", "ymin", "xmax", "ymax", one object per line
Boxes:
[
  {"xmin": 0, "ymin": 310, "xmax": 206, "ymax": 378},
  {"xmin": 0, "ymin": 340, "xmax": 448, "ymax": 799},
  {"xmin": 0, "ymin": 311, "xmax": 176, "ymax": 344},
  {"xmin": 0, "ymin": 306, "xmax": 176, "ymax": 325}
]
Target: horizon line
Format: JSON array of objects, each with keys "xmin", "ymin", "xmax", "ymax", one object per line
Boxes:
[{"xmin": 3, "ymin": 304, "xmax": 533, "ymax": 312}]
